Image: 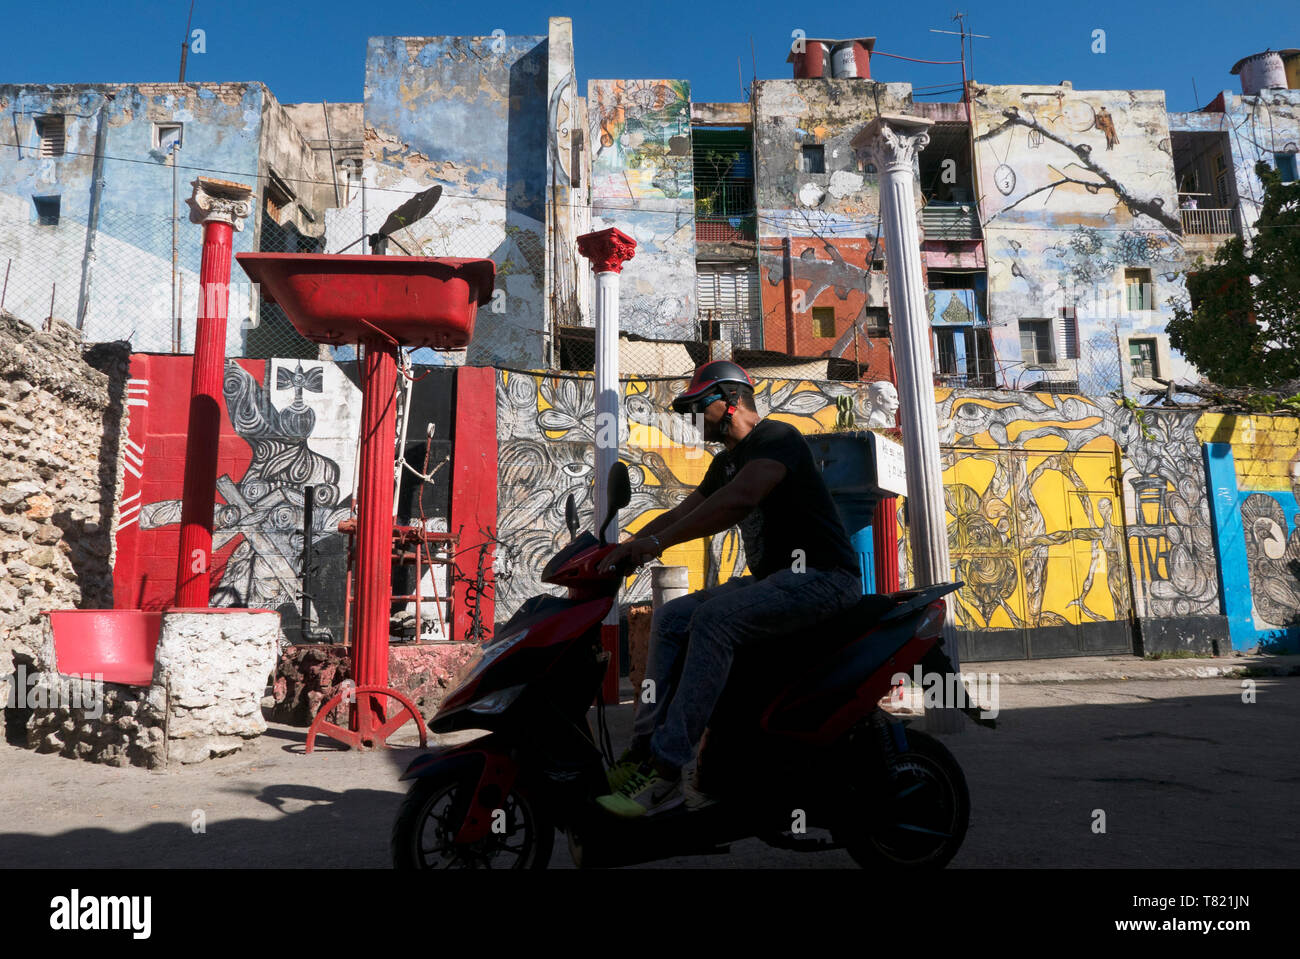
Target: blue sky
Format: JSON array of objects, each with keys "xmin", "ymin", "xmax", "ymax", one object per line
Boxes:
[{"xmin": 0, "ymin": 1, "xmax": 1286, "ymax": 112}]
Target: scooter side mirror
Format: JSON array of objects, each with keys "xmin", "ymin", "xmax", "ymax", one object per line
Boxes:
[
  {"xmin": 565, "ymin": 493, "xmax": 579, "ymax": 541},
  {"xmin": 599, "ymin": 462, "xmax": 631, "ymax": 545}
]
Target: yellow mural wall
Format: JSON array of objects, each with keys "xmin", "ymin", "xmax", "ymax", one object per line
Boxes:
[{"xmin": 1195, "ymin": 414, "xmax": 1300, "ymax": 493}]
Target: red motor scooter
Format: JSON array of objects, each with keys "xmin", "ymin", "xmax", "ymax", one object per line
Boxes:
[{"xmin": 392, "ymin": 463, "xmax": 993, "ymax": 869}]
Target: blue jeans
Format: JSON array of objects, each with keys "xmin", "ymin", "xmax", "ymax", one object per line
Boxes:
[{"xmin": 631, "ymin": 566, "xmax": 862, "ymax": 773}]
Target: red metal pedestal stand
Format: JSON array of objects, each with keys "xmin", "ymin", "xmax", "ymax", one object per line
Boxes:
[
  {"xmin": 237, "ymin": 252, "xmax": 495, "ymax": 752},
  {"xmin": 304, "ymin": 339, "xmax": 426, "ymax": 751}
]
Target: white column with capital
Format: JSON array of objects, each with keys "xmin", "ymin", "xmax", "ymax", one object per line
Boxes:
[
  {"xmin": 853, "ymin": 114, "xmax": 963, "ymax": 734},
  {"xmin": 577, "ymin": 227, "xmax": 637, "ymax": 701}
]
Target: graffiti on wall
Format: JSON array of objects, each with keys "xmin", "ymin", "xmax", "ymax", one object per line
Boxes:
[
  {"xmin": 936, "ymin": 391, "xmax": 1132, "ymax": 653},
  {"xmin": 1198, "ymin": 414, "xmax": 1300, "ymax": 649},
  {"xmin": 935, "ymin": 391, "xmax": 1235, "ymax": 656},
  {"xmin": 493, "ymin": 371, "xmax": 875, "ymax": 617},
  {"xmin": 135, "ymin": 359, "xmax": 359, "ymax": 639},
  {"xmin": 588, "ymin": 79, "xmax": 696, "ymax": 340},
  {"xmin": 1123, "ymin": 411, "xmax": 1221, "ymax": 619},
  {"xmin": 757, "ymin": 236, "xmax": 891, "ymax": 365},
  {"xmin": 354, "ymin": 35, "xmax": 550, "ymax": 367},
  {"xmin": 589, "ymin": 79, "xmax": 692, "ymax": 200}
]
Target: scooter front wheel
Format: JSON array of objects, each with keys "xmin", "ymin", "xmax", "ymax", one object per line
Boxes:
[
  {"xmin": 391, "ymin": 766, "xmax": 554, "ymax": 869},
  {"xmin": 834, "ymin": 729, "xmax": 970, "ymax": 870}
]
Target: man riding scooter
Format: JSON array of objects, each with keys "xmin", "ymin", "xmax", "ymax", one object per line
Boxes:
[{"xmin": 595, "ymin": 361, "xmax": 863, "ymax": 818}]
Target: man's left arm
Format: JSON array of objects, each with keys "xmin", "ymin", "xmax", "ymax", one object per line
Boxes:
[
  {"xmin": 596, "ymin": 459, "xmax": 787, "ymax": 574},
  {"xmin": 645, "ymin": 458, "xmax": 787, "ymax": 549}
]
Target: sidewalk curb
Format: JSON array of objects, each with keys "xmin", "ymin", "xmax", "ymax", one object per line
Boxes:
[{"xmin": 966, "ymin": 656, "xmax": 1300, "ymax": 685}]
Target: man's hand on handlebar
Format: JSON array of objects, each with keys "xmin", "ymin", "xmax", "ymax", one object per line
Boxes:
[{"xmin": 597, "ymin": 537, "xmax": 662, "ymax": 575}]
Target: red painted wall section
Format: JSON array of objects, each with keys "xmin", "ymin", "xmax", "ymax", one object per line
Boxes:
[
  {"xmin": 113, "ymin": 354, "xmax": 260, "ymax": 610},
  {"xmin": 450, "ymin": 366, "xmax": 498, "ymax": 643},
  {"xmin": 758, "ymin": 236, "xmax": 896, "ymax": 380}
]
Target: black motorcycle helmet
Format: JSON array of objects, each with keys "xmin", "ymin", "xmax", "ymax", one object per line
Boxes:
[{"xmin": 671, "ymin": 360, "xmax": 755, "ymax": 415}]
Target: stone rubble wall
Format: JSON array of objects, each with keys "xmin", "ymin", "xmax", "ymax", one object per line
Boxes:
[
  {"xmin": 26, "ymin": 676, "xmax": 167, "ymax": 768},
  {"xmin": 0, "ymin": 312, "xmax": 130, "ymax": 674}
]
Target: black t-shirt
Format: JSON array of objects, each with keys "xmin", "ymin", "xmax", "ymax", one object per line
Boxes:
[{"xmin": 697, "ymin": 418, "xmax": 860, "ymax": 581}]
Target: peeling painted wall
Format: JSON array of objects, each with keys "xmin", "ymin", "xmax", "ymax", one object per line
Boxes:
[
  {"xmin": 587, "ymin": 79, "xmax": 696, "ymax": 340},
  {"xmin": 357, "ymin": 35, "xmax": 550, "ymax": 367},
  {"xmin": 970, "ymin": 84, "xmax": 1191, "ymax": 392},
  {"xmin": 752, "ymin": 80, "xmax": 912, "ymax": 365},
  {"xmin": 545, "ymin": 17, "xmax": 591, "ymax": 337},
  {"xmin": 0, "ymin": 83, "xmax": 269, "ymax": 355}
]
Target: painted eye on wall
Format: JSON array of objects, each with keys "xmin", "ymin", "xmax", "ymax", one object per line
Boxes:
[{"xmin": 561, "ymin": 462, "xmax": 592, "ymax": 478}]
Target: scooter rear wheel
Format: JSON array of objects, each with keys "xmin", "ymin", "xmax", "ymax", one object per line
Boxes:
[
  {"xmin": 835, "ymin": 729, "xmax": 970, "ymax": 870},
  {"xmin": 391, "ymin": 767, "xmax": 554, "ymax": 869}
]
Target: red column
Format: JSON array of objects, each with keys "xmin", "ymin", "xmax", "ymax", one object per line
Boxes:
[
  {"xmin": 353, "ymin": 341, "xmax": 399, "ymax": 690},
  {"xmin": 175, "ymin": 178, "xmax": 252, "ymax": 607},
  {"xmin": 873, "ymin": 496, "xmax": 899, "ymax": 593}
]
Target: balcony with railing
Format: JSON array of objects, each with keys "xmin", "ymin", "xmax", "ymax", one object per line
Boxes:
[
  {"xmin": 1179, "ymin": 205, "xmax": 1239, "ymax": 236},
  {"xmin": 694, "ymin": 180, "xmax": 755, "ymax": 244}
]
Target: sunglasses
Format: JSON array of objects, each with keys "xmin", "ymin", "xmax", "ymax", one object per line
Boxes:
[{"xmin": 681, "ymin": 391, "xmax": 726, "ymax": 416}]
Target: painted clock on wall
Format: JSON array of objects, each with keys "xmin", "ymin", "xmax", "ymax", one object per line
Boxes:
[{"xmin": 994, "ymin": 163, "xmax": 1016, "ymax": 196}]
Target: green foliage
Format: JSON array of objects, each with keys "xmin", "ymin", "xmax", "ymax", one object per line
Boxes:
[
  {"xmin": 1167, "ymin": 160, "xmax": 1300, "ymax": 389},
  {"xmin": 1240, "ymin": 392, "xmax": 1300, "ymax": 415},
  {"xmin": 1114, "ymin": 392, "xmax": 1156, "ymax": 440}
]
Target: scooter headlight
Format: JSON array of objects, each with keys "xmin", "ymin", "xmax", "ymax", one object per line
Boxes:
[
  {"xmin": 445, "ymin": 628, "xmax": 530, "ymax": 702},
  {"xmin": 467, "ymin": 684, "xmax": 527, "ymax": 715}
]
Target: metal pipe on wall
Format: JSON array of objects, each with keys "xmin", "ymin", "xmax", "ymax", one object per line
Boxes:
[{"xmin": 76, "ymin": 93, "xmax": 113, "ymax": 332}]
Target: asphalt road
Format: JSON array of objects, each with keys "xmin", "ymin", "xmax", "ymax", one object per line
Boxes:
[{"xmin": 2, "ymin": 676, "xmax": 1296, "ymax": 868}]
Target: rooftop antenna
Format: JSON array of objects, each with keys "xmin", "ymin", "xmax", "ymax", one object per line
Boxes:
[
  {"xmin": 179, "ymin": 0, "xmax": 196, "ymax": 82},
  {"xmin": 931, "ymin": 13, "xmax": 990, "ymax": 88}
]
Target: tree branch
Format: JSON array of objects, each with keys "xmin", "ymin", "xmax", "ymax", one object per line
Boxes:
[{"xmin": 981, "ymin": 107, "xmax": 1180, "ymax": 231}]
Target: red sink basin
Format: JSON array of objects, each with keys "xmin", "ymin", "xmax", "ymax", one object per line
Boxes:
[{"xmin": 236, "ymin": 253, "xmax": 496, "ymax": 350}]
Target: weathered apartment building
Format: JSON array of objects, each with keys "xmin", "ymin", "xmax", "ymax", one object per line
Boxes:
[{"xmin": 3, "ymin": 25, "xmax": 1297, "ymax": 390}]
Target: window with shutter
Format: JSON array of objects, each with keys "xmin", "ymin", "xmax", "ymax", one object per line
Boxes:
[
  {"xmin": 1125, "ymin": 269, "xmax": 1153, "ymax": 312},
  {"xmin": 36, "ymin": 116, "xmax": 65, "ymax": 158},
  {"xmin": 1059, "ymin": 307, "xmax": 1079, "ymax": 359},
  {"xmin": 696, "ymin": 263, "xmax": 760, "ymax": 347},
  {"xmin": 1019, "ymin": 319, "xmax": 1055, "ymax": 366}
]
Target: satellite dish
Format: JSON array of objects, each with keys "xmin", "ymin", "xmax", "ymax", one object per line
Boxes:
[{"xmin": 377, "ymin": 185, "xmax": 443, "ymax": 240}]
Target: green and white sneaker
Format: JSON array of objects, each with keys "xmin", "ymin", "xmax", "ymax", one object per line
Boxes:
[
  {"xmin": 606, "ymin": 745, "xmax": 649, "ymax": 792},
  {"xmin": 596, "ymin": 763, "xmax": 684, "ymax": 819}
]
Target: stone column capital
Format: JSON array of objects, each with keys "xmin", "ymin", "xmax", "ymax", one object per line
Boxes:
[
  {"xmin": 577, "ymin": 227, "xmax": 638, "ymax": 274},
  {"xmin": 187, "ymin": 177, "xmax": 254, "ymax": 230},
  {"xmin": 851, "ymin": 113, "xmax": 934, "ymax": 175}
]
